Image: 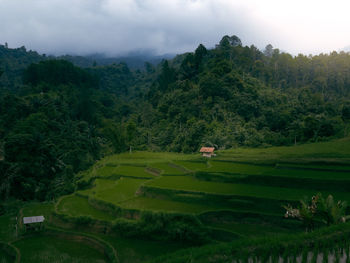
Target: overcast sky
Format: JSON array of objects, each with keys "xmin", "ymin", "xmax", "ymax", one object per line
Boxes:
[{"xmin": 0, "ymin": 0, "xmax": 349, "ymax": 56}]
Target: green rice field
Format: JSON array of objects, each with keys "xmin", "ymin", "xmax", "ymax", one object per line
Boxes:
[
  {"xmin": 5, "ymin": 137, "xmax": 350, "ymax": 263},
  {"xmin": 13, "ymin": 235, "xmax": 107, "ymax": 263},
  {"xmin": 120, "ymin": 196, "xmax": 226, "ymax": 213},
  {"xmin": 57, "ymin": 195, "xmax": 114, "ymax": 221}
]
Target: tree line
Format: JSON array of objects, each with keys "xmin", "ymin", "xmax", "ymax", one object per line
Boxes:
[{"xmin": 0, "ymin": 35, "xmax": 350, "ymax": 201}]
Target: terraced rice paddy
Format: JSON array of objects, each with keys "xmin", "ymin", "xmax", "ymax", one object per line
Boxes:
[
  {"xmin": 92, "ymin": 178, "xmax": 147, "ymax": 204},
  {"xmin": 57, "ymin": 195, "xmax": 114, "ymax": 221},
  {"xmin": 15, "ymin": 138, "xmax": 350, "ymax": 262},
  {"xmin": 120, "ymin": 196, "xmax": 226, "ymax": 213},
  {"xmin": 64, "ymin": 140, "xmax": 350, "ymax": 224},
  {"xmin": 145, "ymin": 175, "xmax": 321, "ymax": 200},
  {"xmin": 13, "ymin": 235, "xmax": 107, "ymax": 263},
  {"xmin": 148, "ymin": 162, "xmax": 186, "ymax": 175}
]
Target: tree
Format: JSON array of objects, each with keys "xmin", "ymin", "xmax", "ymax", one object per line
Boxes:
[
  {"xmin": 316, "ymin": 194, "xmax": 348, "ymax": 226},
  {"xmin": 284, "ymin": 194, "xmax": 349, "ymax": 231},
  {"xmin": 264, "ymin": 44, "xmax": 274, "ymax": 57},
  {"xmin": 219, "ymin": 35, "xmax": 242, "ymax": 48},
  {"xmin": 158, "ymin": 60, "xmax": 176, "ymax": 91}
]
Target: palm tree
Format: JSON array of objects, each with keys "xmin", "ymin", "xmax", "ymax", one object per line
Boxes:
[
  {"xmin": 316, "ymin": 194, "xmax": 349, "ymax": 226},
  {"xmin": 283, "ymin": 194, "xmax": 349, "ymax": 231}
]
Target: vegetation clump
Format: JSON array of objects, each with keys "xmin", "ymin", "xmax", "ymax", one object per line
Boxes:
[{"xmin": 284, "ymin": 194, "xmax": 349, "ymax": 231}]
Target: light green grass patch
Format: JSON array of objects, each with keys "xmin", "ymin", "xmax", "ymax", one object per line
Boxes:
[
  {"xmin": 57, "ymin": 195, "xmax": 114, "ymax": 221},
  {"xmin": 13, "ymin": 235, "xmax": 107, "ymax": 263},
  {"xmin": 95, "ymin": 166, "xmax": 119, "ymax": 178},
  {"xmin": 76, "ymin": 188, "xmax": 95, "ymax": 197},
  {"xmin": 93, "ymin": 178, "xmax": 147, "ymax": 205}
]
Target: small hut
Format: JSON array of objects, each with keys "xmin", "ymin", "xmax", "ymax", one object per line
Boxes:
[
  {"xmin": 199, "ymin": 147, "xmax": 215, "ymax": 158},
  {"xmin": 23, "ymin": 216, "xmax": 45, "ymax": 231}
]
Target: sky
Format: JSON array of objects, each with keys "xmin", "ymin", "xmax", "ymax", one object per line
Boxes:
[{"xmin": 0, "ymin": 0, "xmax": 349, "ymax": 57}]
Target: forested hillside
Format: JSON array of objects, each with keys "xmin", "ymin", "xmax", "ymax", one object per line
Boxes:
[{"xmin": 1, "ymin": 35, "xmax": 350, "ymax": 201}]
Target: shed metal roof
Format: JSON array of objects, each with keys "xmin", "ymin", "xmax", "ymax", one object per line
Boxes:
[
  {"xmin": 23, "ymin": 216, "xmax": 45, "ymax": 224},
  {"xmin": 199, "ymin": 147, "xmax": 215, "ymax": 153}
]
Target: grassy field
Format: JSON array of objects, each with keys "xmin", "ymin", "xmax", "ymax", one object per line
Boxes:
[
  {"xmin": 173, "ymin": 160, "xmax": 208, "ymax": 171},
  {"xmin": 218, "ymin": 137, "xmax": 350, "ymax": 161},
  {"xmin": 13, "ymin": 235, "xmax": 107, "ymax": 263},
  {"xmin": 208, "ymin": 221, "xmax": 292, "ymax": 237},
  {"xmin": 102, "ymin": 151, "xmax": 197, "ymax": 165},
  {"xmin": 56, "ymin": 195, "xmax": 114, "ymax": 221},
  {"xmin": 22, "ymin": 203, "xmax": 54, "ymax": 219},
  {"xmin": 93, "ymin": 177, "xmax": 148, "ymax": 205},
  {"xmin": 99, "ymin": 234, "xmax": 187, "ymax": 263},
  {"xmin": 0, "ymin": 215, "xmax": 15, "ymax": 242},
  {"xmin": 0, "ymin": 253, "xmax": 12, "ymax": 263},
  {"xmin": 145, "ymin": 175, "xmax": 338, "ymax": 201},
  {"xmin": 148, "ymin": 162, "xmax": 186, "ymax": 175},
  {"xmin": 120, "ymin": 196, "xmax": 226, "ymax": 213},
  {"xmin": 114, "ymin": 165, "xmax": 156, "ymax": 178},
  {"xmin": 5, "ymin": 137, "xmax": 350, "ymax": 263},
  {"xmin": 206, "ymin": 161, "xmax": 350, "ymax": 180}
]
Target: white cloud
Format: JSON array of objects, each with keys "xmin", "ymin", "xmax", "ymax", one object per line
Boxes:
[{"xmin": 0, "ymin": 0, "xmax": 349, "ymax": 56}]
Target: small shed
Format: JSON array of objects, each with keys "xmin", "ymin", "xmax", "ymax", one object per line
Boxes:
[
  {"xmin": 23, "ymin": 216, "xmax": 45, "ymax": 231},
  {"xmin": 199, "ymin": 147, "xmax": 215, "ymax": 158}
]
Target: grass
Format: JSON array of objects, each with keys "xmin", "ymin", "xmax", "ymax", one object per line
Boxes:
[
  {"xmin": 4, "ymin": 138, "xmax": 350, "ymax": 263},
  {"xmin": 22, "ymin": 202, "xmax": 54, "ymax": 219},
  {"xmin": 207, "ymin": 222, "xmax": 293, "ymax": 237},
  {"xmin": 77, "ymin": 177, "xmax": 148, "ymax": 203},
  {"xmin": 95, "ymin": 166, "xmax": 119, "ymax": 178},
  {"xmin": 218, "ymin": 137, "xmax": 350, "ymax": 162},
  {"xmin": 173, "ymin": 160, "xmax": 208, "ymax": 171},
  {"xmin": 98, "ymin": 234, "xmax": 188, "ymax": 263},
  {"xmin": 13, "ymin": 235, "xmax": 107, "ymax": 263},
  {"xmin": 120, "ymin": 196, "xmax": 225, "ymax": 213},
  {"xmin": 56, "ymin": 195, "xmax": 114, "ymax": 221},
  {"xmin": 0, "ymin": 251, "xmax": 12, "ymax": 263},
  {"xmin": 148, "ymin": 162, "xmax": 186, "ymax": 175},
  {"xmin": 277, "ymin": 162, "xmax": 350, "ymax": 171},
  {"xmin": 92, "ymin": 178, "xmax": 147, "ymax": 205},
  {"xmin": 207, "ymin": 161, "xmax": 350, "ymax": 180},
  {"xmin": 0, "ymin": 215, "xmax": 15, "ymax": 242},
  {"xmin": 145, "ymin": 175, "xmax": 331, "ymax": 201},
  {"xmin": 102, "ymin": 151, "xmax": 199, "ymax": 166},
  {"xmin": 114, "ymin": 165, "xmax": 155, "ymax": 178}
]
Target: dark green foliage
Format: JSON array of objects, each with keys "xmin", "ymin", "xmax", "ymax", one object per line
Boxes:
[
  {"xmin": 23, "ymin": 60, "xmax": 98, "ymax": 88},
  {"xmin": 1, "ymin": 35, "xmax": 350, "ymax": 202},
  {"xmin": 0, "ymin": 60, "xmax": 126, "ymax": 201},
  {"xmin": 144, "ymin": 37, "xmax": 350, "ymax": 151}
]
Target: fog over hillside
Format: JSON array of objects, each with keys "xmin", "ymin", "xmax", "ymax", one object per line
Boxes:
[{"xmin": 1, "ymin": 0, "xmax": 350, "ymax": 56}]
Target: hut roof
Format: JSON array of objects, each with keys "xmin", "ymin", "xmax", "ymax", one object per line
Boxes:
[
  {"xmin": 199, "ymin": 147, "xmax": 215, "ymax": 153},
  {"xmin": 23, "ymin": 216, "xmax": 45, "ymax": 224}
]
